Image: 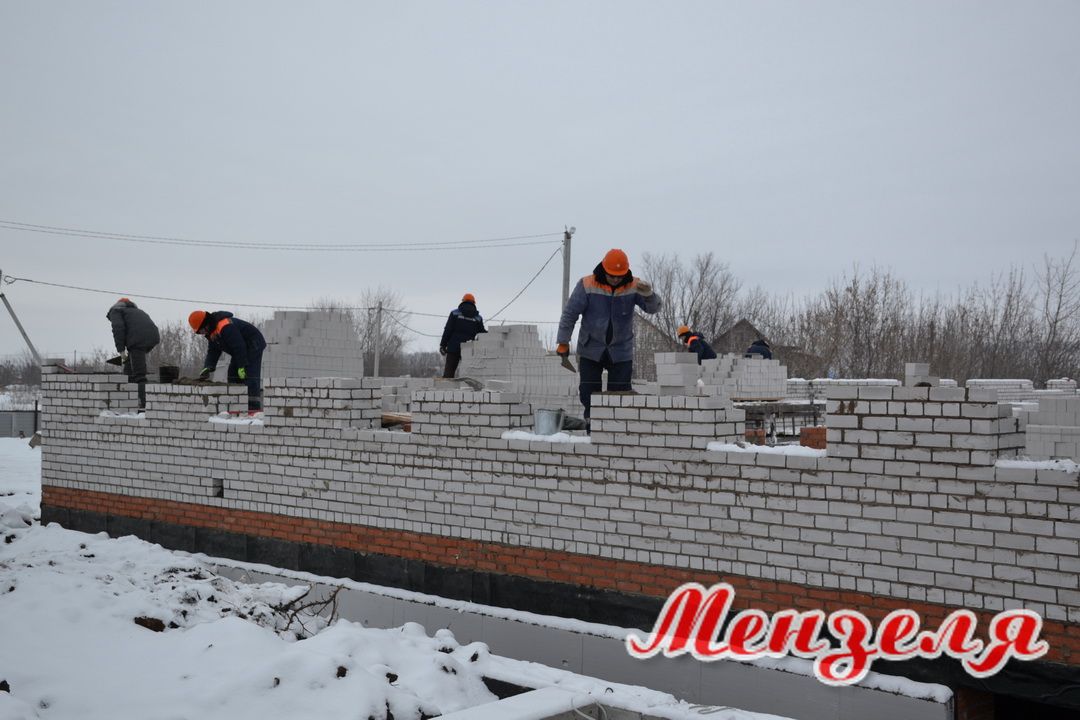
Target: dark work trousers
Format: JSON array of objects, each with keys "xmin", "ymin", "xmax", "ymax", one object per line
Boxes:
[
  {"xmin": 227, "ymin": 346, "xmax": 264, "ymax": 411},
  {"xmin": 123, "ymin": 345, "xmax": 154, "ymax": 409},
  {"xmin": 578, "ymin": 352, "xmax": 633, "ymax": 421},
  {"xmin": 443, "ymin": 351, "xmax": 462, "ymax": 379}
]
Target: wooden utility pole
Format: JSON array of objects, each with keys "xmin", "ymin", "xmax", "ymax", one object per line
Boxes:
[
  {"xmin": 372, "ymin": 302, "xmax": 383, "ymax": 377},
  {"xmin": 561, "ymin": 226, "xmax": 575, "ymax": 310}
]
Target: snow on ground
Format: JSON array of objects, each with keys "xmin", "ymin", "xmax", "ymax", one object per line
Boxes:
[
  {"xmin": 706, "ymin": 441, "xmax": 826, "ymax": 457},
  {"xmin": 0, "ymin": 517, "xmax": 496, "ymax": 719},
  {"xmin": 0, "ymin": 438, "xmax": 40, "ymax": 517}
]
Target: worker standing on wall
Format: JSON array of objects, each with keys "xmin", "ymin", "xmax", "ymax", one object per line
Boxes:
[
  {"xmin": 106, "ymin": 298, "xmax": 160, "ymax": 410},
  {"xmin": 677, "ymin": 325, "xmax": 717, "ymax": 364},
  {"xmin": 745, "ymin": 338, "xmax": 773, "ymax": 359},
  {"xmin": 189, "ymin": 310, "xmax": 267, "ymax": 412},
  {"xmin": 439, "ymin": 292, "xmax": 486, "ymax": 378},
  {"xmin": 557, "ymin": 248, "xmax": 662, "ymax": 424}
]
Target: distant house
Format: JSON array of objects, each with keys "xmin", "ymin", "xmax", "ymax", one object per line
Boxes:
[
  {"xmin": 713, "ymin": 319, "xmax": 824, "ymax": 377},
  {"xmin": 713, "ymin": 319, "xmax": 769, "ymax": 356}
]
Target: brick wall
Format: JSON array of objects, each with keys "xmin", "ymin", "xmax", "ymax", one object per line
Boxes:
[{"xmin": 38, "ymin": 373, "xmax": 1080, "ymax": 666}]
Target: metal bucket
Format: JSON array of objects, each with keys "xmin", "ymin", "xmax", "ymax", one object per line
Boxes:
[{"xmin": 533, "ymin": 408, "xmax": 565, "ymax": 436}]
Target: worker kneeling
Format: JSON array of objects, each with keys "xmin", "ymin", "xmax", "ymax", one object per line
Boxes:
[{"xmin": 189, "ymin": 310, "xmax": 267, "ymax": 412}]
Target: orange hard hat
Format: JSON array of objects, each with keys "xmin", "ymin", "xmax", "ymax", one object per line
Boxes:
[
  {"xmin": 602, "ymin": 248, "xmax": 630, "ymax": 276},
  {"xmin": 462, "ymin": 293, "xmax": 476, "ymax": 303},
  {"xmin": 118, "ymin": 297, "xmax": 130, "ymax": 303},
  {"xmin": 677, "ymin": 325, "xmax": 691, "ymax": 337},
  {"xmin": 188, "ymin": 310, "xmax": 207, "ymax": 332}
]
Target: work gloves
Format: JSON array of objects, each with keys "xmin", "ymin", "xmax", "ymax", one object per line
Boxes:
[
  {"xmin": 636, "ymin": 280, "xmax": 652, "ymax": 296},
  {"xmin": 197, "ymin": 367, "xmax": 212, "ymax": 380},
  {"xmin": 556, "ymin": 343, "xmax": 570, "ymax": 358},
  {"xmin": 237, "ymin": 367, "xmax": 247, "ymax": 381},
  {"xmin": 439, "ymin": 346, "xmax": 447, "ymax": 356},
  {"xmin": 119, "ymin": 351, "xmax": 128, "ymax": 365}
]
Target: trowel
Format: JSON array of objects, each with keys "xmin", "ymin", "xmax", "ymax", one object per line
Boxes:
[
  {"xmin": 559, "ymin": 355, "xmax": 577, "ymax": 373},
  {"xmin": 106, "ymin": 355, "xmax": 124, "ymax": 366}
]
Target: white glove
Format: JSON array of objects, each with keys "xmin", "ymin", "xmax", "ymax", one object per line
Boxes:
[{"xmin": 636, "ymin": 280, "xmax": 652, "ymax": 296}]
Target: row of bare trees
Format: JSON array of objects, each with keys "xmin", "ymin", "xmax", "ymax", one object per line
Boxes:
[{"xmin": 642, "ymin": 244, "xmax": 1080, "ymax": 384}]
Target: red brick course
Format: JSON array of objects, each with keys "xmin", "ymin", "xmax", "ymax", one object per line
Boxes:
[{"xmin": 43, "ymin": 485, "xmax": 1080, "ymax": 666}]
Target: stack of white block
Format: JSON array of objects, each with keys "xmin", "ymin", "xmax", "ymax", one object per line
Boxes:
[
  {"xmin": 964, "ymin": 379, "xmax": 1037, "ymax": 402},
  {"xmin": 1024, "ymin": 395, "xmax": 1080, "ymax": 461},
  {"xmin": 457, "ymin": 325, "xmax": 578, "ymax": 413},
  {"xmin": 1047, "ymin": 378, "xmax": 1078, "ymax": 393},
  {"xmin": 786, "ymin": 378, "xmax": 900, "ymax": 400},
  {"xmin": 650, "ymin": 352, "xmax": 786, "ymax": 400},
  {"xmin": 259, "ymin": 310, "xmax": 365, "ymax": 380}
]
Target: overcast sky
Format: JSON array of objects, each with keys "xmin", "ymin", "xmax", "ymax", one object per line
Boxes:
[{"xmin": 1, "ymin": 0, "xmax": 1078, "ymax": 359}]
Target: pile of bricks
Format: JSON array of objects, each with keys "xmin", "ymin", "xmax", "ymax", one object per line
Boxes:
[
  {"xmin": 965, "ymin": 378, "xmax": 1037, "ymax": 403},
  {"xmin": 457, "ymin": 325, "xmax": 578, "ymax": 413},
  {"xmin": 1047, "ymin": 378, "xmax": 1078, "ymax": 393},
  {"xmin": 786, "ymin": 377, "xmax": 900, "ymax": 400},
  {"xmin": 1023, "ymin": 395, "xmax": 1080, "ymax": 461},
  {"xmin": 650, "ymin": 352, "xmax": 787, "ymax": 400},
  {"xmin": 260, "ymin": 310, "xmax": 365, "ymax": 380}
]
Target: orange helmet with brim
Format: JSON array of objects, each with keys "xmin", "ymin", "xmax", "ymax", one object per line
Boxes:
[
  {"xmin": 188, "ymin": 310, "xmax": 208, "ymax": 333},
  {"xmin": 602, "ymin": 248, "xmax": 630, "ymax": 276}
]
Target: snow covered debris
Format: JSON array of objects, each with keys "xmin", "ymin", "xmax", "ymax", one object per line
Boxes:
[{"xmin": 0, "ymin": 519, "xmax": 496, "ymax": 719}]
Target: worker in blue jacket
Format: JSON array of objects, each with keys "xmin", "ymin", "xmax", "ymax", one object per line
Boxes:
[
  {"xmin": 677, "ymin": 325, "xmax": 717, "ymax": 363},
  {"xmin": 188, "ymin": 310, "xmax": 267, "ymax": 411},
  {"xmin": 439, "ymin": 292, "xmax": 487, "ymax": 378},
  {"xmin": 557, "ymin": 248, "xmax": 662, "ymax": 422}
]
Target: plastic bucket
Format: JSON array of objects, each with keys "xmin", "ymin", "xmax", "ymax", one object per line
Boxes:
[{"xmin": 534, "ymin": 408, "xmax": 564, "ymax": 436}]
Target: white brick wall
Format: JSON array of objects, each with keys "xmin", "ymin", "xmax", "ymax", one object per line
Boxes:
[{"xmin": 40, "ymin": 373, "xmax": 1080, "ymax": 624}]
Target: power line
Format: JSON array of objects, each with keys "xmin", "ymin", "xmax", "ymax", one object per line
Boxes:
[
  {"xmin": 0, "ymin": 219, "xmax": 562, "ymax": 252},
  {"xmin": 383, "ymin": 310, "xmax": 442, "ymax": 338},
  {"xmin": 0, "ymin": 272, "xmax": 561, "ymax": 324},
  {"xmin": 488, "ymin": 246, "xmax": 563, "ymax": 321}
]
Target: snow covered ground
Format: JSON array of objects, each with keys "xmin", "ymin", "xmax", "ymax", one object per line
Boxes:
[{"xmin": 0, "ymin": 438, "xmax": 793, "ymax": 720}]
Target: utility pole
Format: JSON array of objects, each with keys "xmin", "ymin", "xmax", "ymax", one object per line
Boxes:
[
  {"xmin": 372, "ymin": 301, "xmax": 383, "ymax": 377},
  {"xmin": 0, "ymin": 269, "xmax": 43, "ymax": 366},
  {"xmin": 562, "ymin": 226, "xmax": 576, "ymax": 310}
]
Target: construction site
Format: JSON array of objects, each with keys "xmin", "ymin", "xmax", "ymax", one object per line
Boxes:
[{"xmin": 18, "ymin": 306, "xmax": 1079, "ymax": 720}]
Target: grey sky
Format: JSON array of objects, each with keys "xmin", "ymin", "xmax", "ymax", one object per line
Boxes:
[{"xmin": 1, "ymin": 0, "xmax": 1078, "ymax": 359}]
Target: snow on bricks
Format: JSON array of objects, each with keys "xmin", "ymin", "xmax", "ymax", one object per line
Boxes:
[{"xmin": 36, "ymin": 371, "xmax": 1080, "ymax": 670}]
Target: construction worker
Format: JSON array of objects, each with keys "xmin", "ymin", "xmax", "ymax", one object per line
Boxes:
[
  {"xmin": 439, "ymin": 292, "xmax": 486, "ymax": 378},
  {"xmin": 188, "ymin": 310, "xmax": 267, "ymax": 411},
  {"xmin": 557, "ymin": 248, "xmax": 661, "ymax": 423},
  {"xmin": 745, "ymin": 338, "xmax": 773, "ymax": 359},
  {"xmin": 106, "ymin": 298, "xmax": 160, "ymax": 410},
  {"xmin": 677, "ymin": 325, "xmax": 717, "ymax": 363}
]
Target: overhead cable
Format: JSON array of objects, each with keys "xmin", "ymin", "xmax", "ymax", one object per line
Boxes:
[{"xmin": 0, "ymin": 219, "xmax": 561, "ymax": 252}]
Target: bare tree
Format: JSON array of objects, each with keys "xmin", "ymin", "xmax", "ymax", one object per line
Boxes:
[
  {"xmin": 640, "ymin": 252, "xmax": 742, "ymax": 341},
  {"xmin": 1036, "ymin": 241, "xmax": 1080, "ymax": 383}
]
